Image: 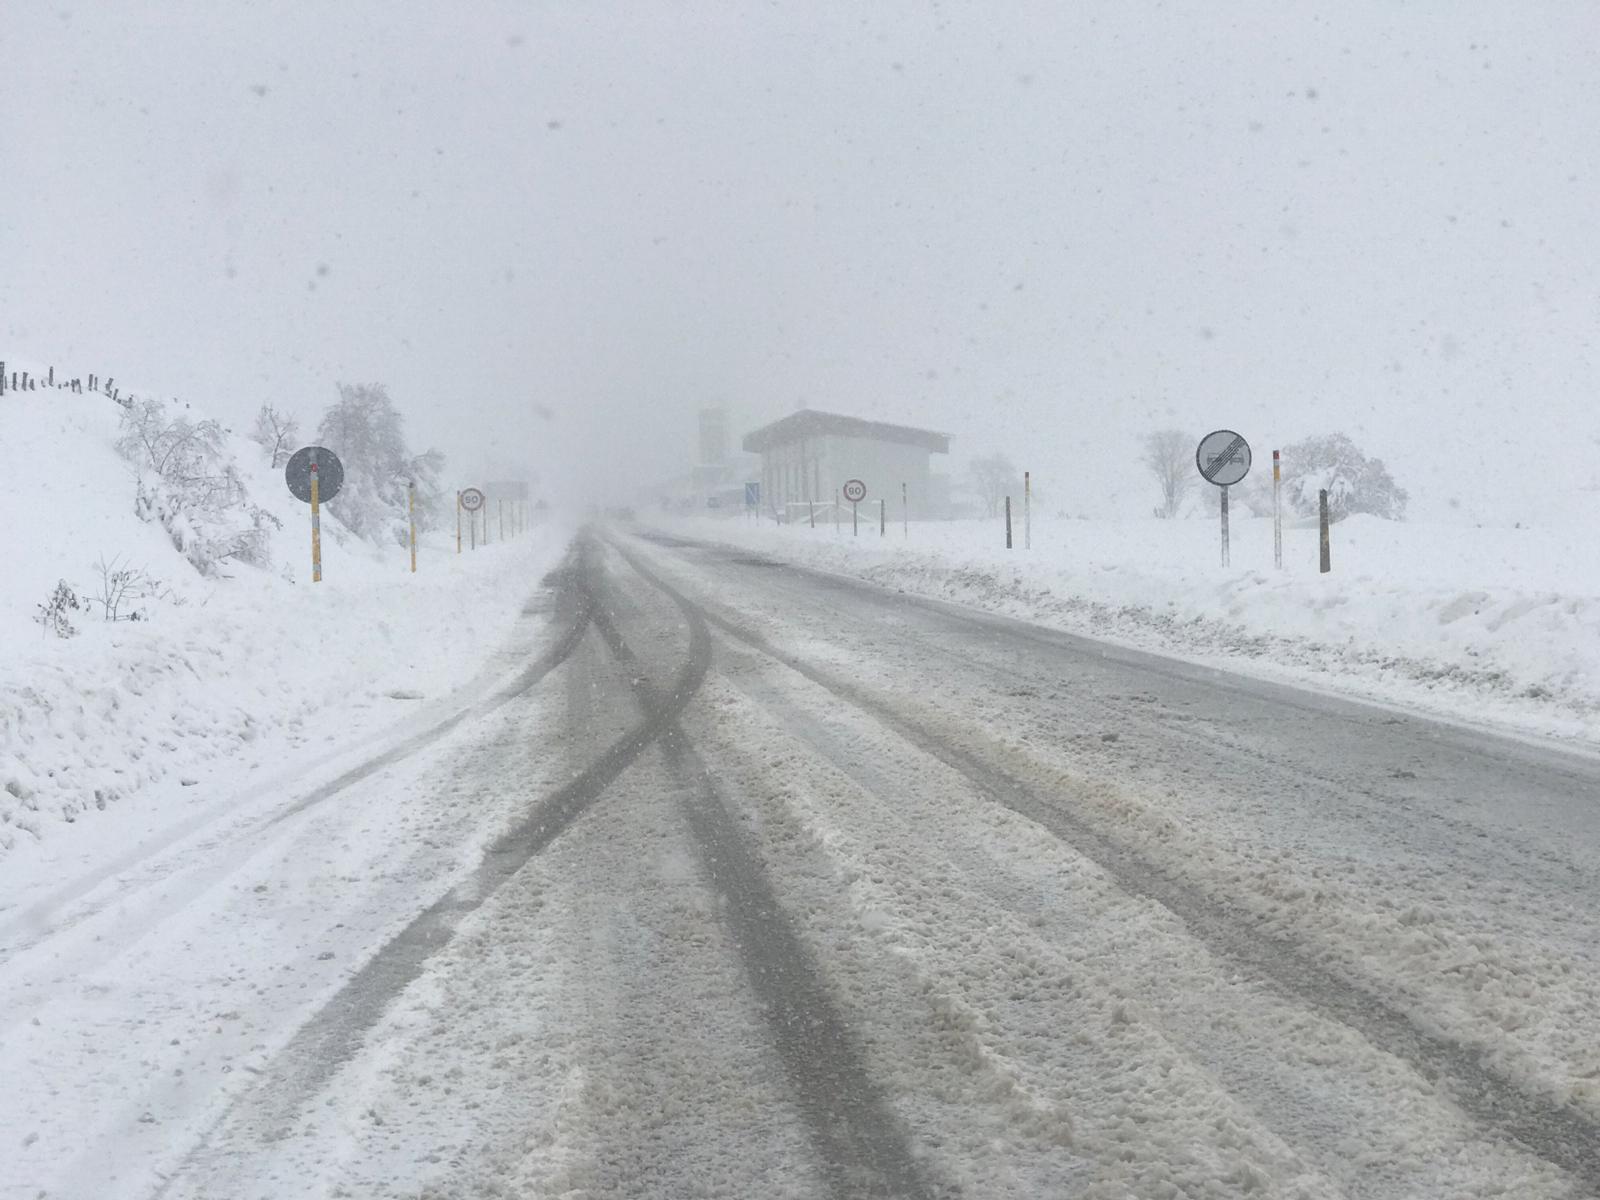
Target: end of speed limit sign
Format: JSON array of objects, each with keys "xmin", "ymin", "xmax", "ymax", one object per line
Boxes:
[{"xmin": 1195, "ymin": 431, "xmax": 1251, "ymax": 487}]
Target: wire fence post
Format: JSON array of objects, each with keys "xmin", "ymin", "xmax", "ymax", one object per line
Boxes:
[{"xmin": 1005, "ymin": 496, "xmax": 1013, "ymax": 549}]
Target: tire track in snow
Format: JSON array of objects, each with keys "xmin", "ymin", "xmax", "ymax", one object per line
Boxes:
[
  {"xmin": 147, "ymin": 537, "xmax": 712, "ymax": 1196},
  {"xmin": 591, "ymin": 542, "xmax": 948, "ymax": 1200},
  {"xmin": 614, "ymin": 532, "xmax": 1600, "ymax": 1196}
]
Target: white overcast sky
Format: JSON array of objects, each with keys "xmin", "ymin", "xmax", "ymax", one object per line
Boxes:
[{"xmin": 3, "ymin": 2, "xmax": 1596, "ymax": 515}]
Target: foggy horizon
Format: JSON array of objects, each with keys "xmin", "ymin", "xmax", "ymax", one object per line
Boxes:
[{"xmin": 5, "ymin": 2, "xmax": 1596, "ymax": 517}]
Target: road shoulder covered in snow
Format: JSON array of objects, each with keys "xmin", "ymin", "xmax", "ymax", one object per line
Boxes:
[
  {"xmin": 652, "ymin": 512, "xmax": 1600, "ymax": 745},
  {"xmin": 0, "ymin": 376, "xmax": 571, "ymax": 866}
]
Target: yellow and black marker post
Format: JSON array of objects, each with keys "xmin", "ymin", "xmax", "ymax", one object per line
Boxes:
[
  {"xmin": 310, "ymin": 462, "xmax": 322, "ymax": 583},
  {"xmin": 409, "ymin": 481, "xmax": 417, "ymax": 573},
  {"xmin": 1273, "ymin": 450, "xmax": 1283, "ymax": 569}
]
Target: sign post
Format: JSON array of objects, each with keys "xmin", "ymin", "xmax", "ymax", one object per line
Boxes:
[
  {"xmin": 456, "ymin": 492, "xmax": 462, "ymax": 554},
  {"xmin": 843, "ymin": 478, "xmax": 866, "ymax": 536},
  {"xmin": 461, "ymin": 487, "xmax": 485, "ymax": 551},
  {"xmin": 285, "ymin": 447, "xmax": 345, "ymax": 583},
  {"xmin": 1195, "ymin": 430, "xmax": 1252, "ymax": 568}
]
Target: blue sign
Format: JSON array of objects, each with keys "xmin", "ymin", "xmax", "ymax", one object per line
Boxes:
[{"xmin": 745, "ymin": 481, "xmax": 761, "ymax": 508}]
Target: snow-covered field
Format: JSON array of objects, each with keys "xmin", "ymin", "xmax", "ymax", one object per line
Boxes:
[
  {"xmin": 655, "ymin": 507, "xmax": 1600, "ymax": 745},
  {"xmin": 1, "ymin": 372, "xmax": 568, "ymax": 877}
]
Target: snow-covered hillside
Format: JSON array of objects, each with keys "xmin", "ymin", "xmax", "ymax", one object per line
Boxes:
[
  {"xmin": 1, "ymin": 364, "xmax": 567, "ymax": 857},
  {"xmin": 657, "ymin": 509, "xmax": 1600, "ymax": 744}
]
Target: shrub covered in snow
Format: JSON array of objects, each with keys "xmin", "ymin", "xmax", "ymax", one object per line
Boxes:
[{"xmin": 34, "ymin": 581, "xmax": 82, "ymax": 638}]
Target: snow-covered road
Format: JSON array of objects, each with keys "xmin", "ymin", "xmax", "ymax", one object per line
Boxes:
[{"xmin": 4, "ymin": 529, "xmax": 1599, "ymax": 1198}]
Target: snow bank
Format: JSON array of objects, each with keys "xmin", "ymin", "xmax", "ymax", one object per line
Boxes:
[
  {"xmin": 1, "ymin": 370, "xmax": 567, "ymax": 854},
  {"xmin": 655, "ymin": 510, "xmax": 1600, "ymax": 742}
]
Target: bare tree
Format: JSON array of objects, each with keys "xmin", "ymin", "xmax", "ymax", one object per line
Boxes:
[
  {"xmin": 251, "ymin": 404, "xmax": 299, "ymax": 468},
  {"xmin": 1141, "ymin": 428, "xmax": 1194, "ymax": 518},
  {"xmin": 968, "ymin": 453, "xmax": 1021, "ymax": 519}
]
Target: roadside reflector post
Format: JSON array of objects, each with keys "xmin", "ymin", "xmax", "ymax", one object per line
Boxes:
[
  {"xmin": 880, "ymin": 498, "xmax": 885, "ymax": 536},
  {"xmin": 1024, "ymin": 470, "xmax": 1032, "ymax": 550},
  {"xmin": 809, "ymin": 499, "xmax": 815, "ymax": 528},
  {"xmin": 310, "ymin": 463, "xmax": 323, "ymax": 583},
  {"xmin": 1220, "ymin": 484, "xmax": 1230, "ymax": 568},
  {"xmin": 408, "ymin": 481, "xmax": 417, "ymax": 573},
  {"xmin": 902, "ymin": 481, "xmax": 908, "ymax": 537},
  {"xmin": 1273, "ymin": 450, "xmax": 1283, "ymax": 569},
  {"xmin": 456, "ymin": 492, "xmax": 462, "ymax": 554},
  {"xmin": 1005, "ymin": 495, "xmax": 1013, "ymax": 549},
  {"xmin": 499, "ymin": 498, "xmax": 505, "ymax": 541},
  {"xmin": 1320, "ymin": 489, "xmax": 1332, "ymax": 573}
]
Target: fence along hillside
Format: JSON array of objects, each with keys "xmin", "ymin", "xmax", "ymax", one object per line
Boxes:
[{"xmin": 0, "ymin": 359, "xmax": 159, "ymax": 409}]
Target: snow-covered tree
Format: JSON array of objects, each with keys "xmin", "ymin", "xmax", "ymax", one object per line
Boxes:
[
  {"xmin": 1280, "ymin": 432, "xmax": 1407, "ymax": 521},
  {"xmin": 1140, "ymin": 429, "xmax": 1194, "ymax": 518},
  {"xmin": 316, "ymin": 383, "xmax": 446, "ymax": 545}
]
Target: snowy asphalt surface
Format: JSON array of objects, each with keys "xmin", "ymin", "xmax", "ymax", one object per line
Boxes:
[{"xmin": 3, "ymin": 527, "xmax": 1599, "ymax": 1198}]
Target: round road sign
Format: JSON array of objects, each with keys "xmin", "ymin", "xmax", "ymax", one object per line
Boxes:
[
  {"xmin": 1195, "ymin": 430, "xmax": 1252, "ymax": 487},
  {"xmin": 285, "ymin": 446, "xmax": 345, "ymax": 504},
  {"xmin": 842, "ymin": 479, "xmax": 867, "ymax": 503},
  {"xmin": 460, "ymin": 487, "xmax": 485, "ymax": 512}
]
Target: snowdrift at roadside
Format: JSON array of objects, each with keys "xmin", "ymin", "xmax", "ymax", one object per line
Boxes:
[
  {"xmin": 1, "ymin": 369, "xmax": 566, "ymax": 854},
  {"xmin": 654, "ymin": 511, "xmax": 1600, "ymax": 743}
]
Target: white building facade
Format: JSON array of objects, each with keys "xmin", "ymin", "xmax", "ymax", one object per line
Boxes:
[{"xmin": 742, "ymin": 410, "xmax": 950, "ymax": 520}]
